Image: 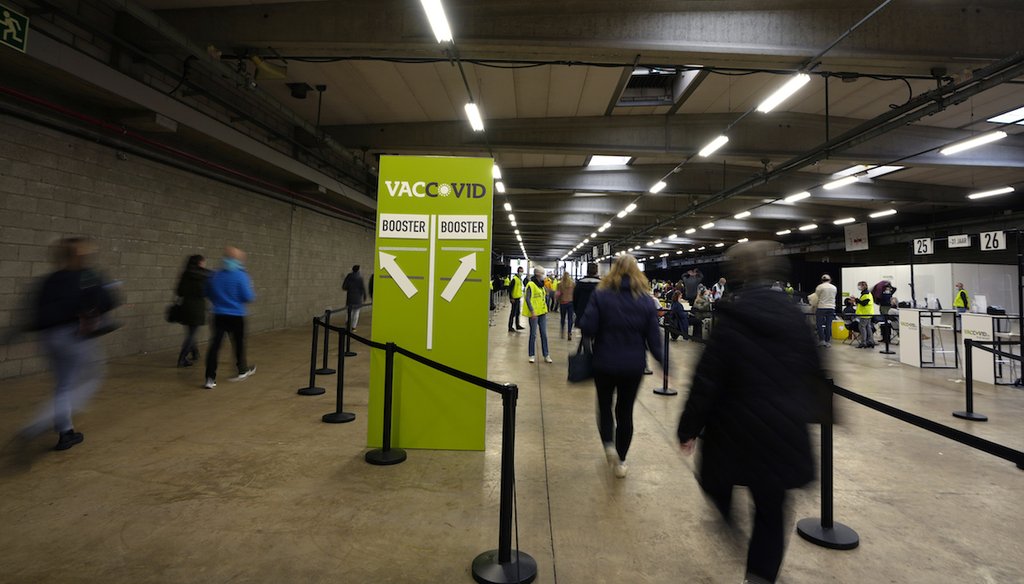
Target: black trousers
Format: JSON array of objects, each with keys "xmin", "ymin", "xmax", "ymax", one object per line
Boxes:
[
  {"xmin": 707, "ymin": 482, "xmax": 787, "ymax": 583},
  {"xmin": 594, "ymin": 371, "xmax": 642, "ymax": 461},
  {"xmin": 178, "ymin": 324, "xmax": 200, "ymax": 362},
  {"xmin": 508, "ymin": 298, "xmax": 522, "ymax": 330},
  {"xmin": 205, "ymin": 315, "xmax": 247, "ymax": 380}
]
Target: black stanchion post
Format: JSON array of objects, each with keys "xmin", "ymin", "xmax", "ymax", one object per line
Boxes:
[
  {"xmin": 652, "ymin": 326, "xmax": 677, "ymax": 396},
  {"xmin": 796, "ymin": 381, "xmax": 859, "ymax": 550},
  {"xmin": 297, "ymin": 317, "xmax": 326, "ymax": 396},
  {"xmin": 879, "ymin": 320, "xmax": 896, "ymax": 355},
  {"xmin": 315, "ymin": 309, "xmax": 336, "ymax": 375},
  {"xmin": 472, "ymin": 385, "xmax": 538, "ymax": 584},
  {"xmin": 345, "ymin": 305, "xmax": 357, "ymax": 357},
  {"xmin": 365, "ymin": 342, "xmax": 407, "ymax": 465},
  {"xmin": 953, "ymin": 339, "xmax": 989, "ymax": 421},
  {"xmin": 323, "ymin": 327, "xmax": 356, "ymax": 424}
]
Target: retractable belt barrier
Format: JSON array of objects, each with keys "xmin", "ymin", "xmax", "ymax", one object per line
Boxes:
[
  {"xmin": 957, "ymin": 339, "xmax": 1023, "ymax": 422},
  {"xmin": 653, "ymin": 323, "xmax": 678, "ymax": 396},
  {"xmin": 299, "ymin": 317, "xmax": 537, "ymax": 584},
  {"xmin": 798, "ymin": 379, "xmax": 1024, "ymax": 552}
]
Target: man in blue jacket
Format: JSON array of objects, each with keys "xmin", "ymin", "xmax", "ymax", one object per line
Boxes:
[{"xmin": 203, "ymin": 246, "xmax": 256, "ymax": 389}]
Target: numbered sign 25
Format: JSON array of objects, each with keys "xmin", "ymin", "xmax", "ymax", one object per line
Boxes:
[
  {"xmin": 980, "ymin": 231, "xmax": 1006, "ymax": 251},
  {"xmin": 913, "ymin": 238, "xmax": 933, "ymax": 255}
]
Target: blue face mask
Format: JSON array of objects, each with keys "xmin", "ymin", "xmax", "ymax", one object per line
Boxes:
[{"xmin": 223, "ymin": 258, "xmax": 242, "ymax": 271}]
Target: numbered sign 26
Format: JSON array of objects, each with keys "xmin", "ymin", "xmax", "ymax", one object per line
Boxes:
[
  {"xmin": 980, "ymin": 231, "xmax": 1006, "ymax": 251},
  {"xmin": 913, "ymin": 238, "xmax": 933, "ymax": 255}
]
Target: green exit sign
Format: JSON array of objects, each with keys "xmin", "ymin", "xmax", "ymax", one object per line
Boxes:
[{"xmin": 1, "ymin": 3, "xmax": 28, "ymax": 53}]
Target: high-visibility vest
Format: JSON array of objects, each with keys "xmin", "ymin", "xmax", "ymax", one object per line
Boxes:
[
  {"xmin": 511, "ymin": 276, "xmax": 524, "ymax": 299},
  {"xmin": 953, "ymin": 288, "xmax": 970, "ymax": 309},
  {"xmin": 522, "ymin": 280, "xmax": 548, "ymax": 317},
  {"xmin": 503, "ymin": 277, "xmax": 510, "ymax": 287},
  {"xmin": 855, "ymin": 290, "xmax": 874, "ymax": 316}
]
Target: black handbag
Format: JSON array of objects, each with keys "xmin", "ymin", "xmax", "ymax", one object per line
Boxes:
[
  {"xmin": 567, "ymin": 336, "xmax": 594, "ymax": 383},
  {"xmin": 166, "ymin": 301, "xmax": 184, "ymax": 324}
]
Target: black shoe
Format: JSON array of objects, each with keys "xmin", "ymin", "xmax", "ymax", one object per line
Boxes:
[
  {"xmin": 54, "ymin": 430, "xmax": 84, "ymax": 451},
  {"xmin": 189, "ymin": 350, "xmax": 200, "ymax": 361},
  {"xmin": 644, "ymin": 368, "xmax": 653, "ymax": 375},
  {"xmin": 516, "ymin": 326, "xmax": 525, "ymax": 330},
  {"xmin": 177, "ymin": 358, "xmax": 193, "ymax": 368}
]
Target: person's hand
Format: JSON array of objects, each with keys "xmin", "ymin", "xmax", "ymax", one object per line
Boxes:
[
  {"xmin": 680, "ymin": 439, "xmax": 696, "ymax": 456},
  {"xmin": 530, "ymin": 315, "xmax": 538, "ymax": 321}
]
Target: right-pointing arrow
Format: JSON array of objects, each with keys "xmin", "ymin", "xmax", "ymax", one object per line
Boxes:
[{"xmin": 379, "ymin": 251, "xmax": 418, "ymax": 298}]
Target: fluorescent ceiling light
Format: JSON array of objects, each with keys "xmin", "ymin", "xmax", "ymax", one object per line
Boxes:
[
  {"xmin": 668, "ymin": 233, "xmax": 677, "ymax": 239},
  {"xmin": 419, "ymin": 0, "xmax": 453, "ymax": 43},
  {"xmin": 503, "ymin": 202, "xmax": 511, "ymax": 211},
  {"xmin": 799, "ymin": 223, "xmax": 818, "ymax": 231},
  {"xmin": 492, "ymin": 165, "xmax": 502, "ymax": 179},
  {"xmin": 588, "ymin": 155, "xmax": 632, "ymax": 167},
  {"xmin": 515, "ymin": 234, "xmax": 522, "ymax": 241},
  {"xmin": 776, "ymin": 229, "xmax": 791, "ymax": 235},
  {"xmin": 598, "ymin": 226, "xmax": 608, "ymax": 233},
  {"xmin": 654, "ymin": 239, "xmax": 662, "ymax": 244},
  {"xmin": 649, "ymin": 181, "xmax": 667, "ymax": 194},
  {"xmin": 507, "ymin": 214, "xmax": 515, "ymax": 221},
  {"xmin": 865, "ymin": 165, "xmax": 904, "ymax": 178},
  {"xmin": 737, "ymin": 238, "xmax": 749, "ymax": 243},
  {"xmin": 617, "ymin": 210, "xmax": 627, "ymax": 218},
  {"xmin": 646, "ymin": 241, "xmax": 654, "ymax": 246},
  {"xmin": 823, "ymin": 176, "xmax": 858, "ymax": 190},
  {"xmin": 510, "ymin": 221, "xmax": 517, "ymax": 227},
  {"xmin": 784, "ymin": 191, "xmax": 811, "ymax": 203},
  {"xmin": 701, "ymin": 222, "xmax": 715, "ymax": 229},
  {"xmin": 590, "ymin": 232, "xmax": 597, "ymax": 238},
  {"xmin": 832, "ymin": 164, "xmax": 904, "ymax": 179},
  {"xmin": 987, "ymin": 105, "xmax": 1024, "ymax": 125},
  {"xmin": 464, "ymin": 103, "xmax": 485, "ymax": 132},
  {"xmin": 734, "ymin": 211, "xmax": 751, "ymax": 219},
  {"xmin": 967, "ymin": 186, "xmax": 1014, "ymax": 200},
  {"xmin": 676, "ymin": 250, "xmax": 683, "ymax": 255},
  {"xmin": 714, "ymin": 242, "xmax": 725, "ymax": 248},
  {"xmin": 583, "ymin": 238, "xmax": 590, "ymax": 244},
  {"xmin": 698, "ymin": 246, "xmax": 706, "ymax": 251},
  {"xmin": 602, "ymin": 222, "xmax": 611, "ymax": 230},
  {"xmin": 698, "ymin": 135, "xmax": 729, "ymax": 157},
  {"xmin": 688, "ymin": 248, "xmax": 696, "ymax": 252},
  {"xmin": 495, "ymin": 181, "xmax": 506, "ymax": 193},
  {"xmin": 514, "ymin": 229, "xmax": 519, "ymax": 234},
  {"xmin": 660, "ymin": 253, "xmax": 669, "ymax": 258},
  {"xmin": 757, "ymin": 73, "xmax": 811, "ymax": 113},
  {"xmin": 940, "ymin": 131, "xmax": 1007, "ymax": 155},
  {"xmin": 625, "ymin": 203, "xmax": 637, "ymax": 213},
  {"xmin": 832, "ymin": 164, "xmax": 870, "ymax": 179},
  {"xmin": 869, "ymin": 209, "xmax": 897, "ymax": 218},
  {"xmin": 833, "ymin": 217, "xmax": 856, "ymax": 225},
  {"xmin": 685, "ymin": 228, "xmax": 696, "ymax": 234}
]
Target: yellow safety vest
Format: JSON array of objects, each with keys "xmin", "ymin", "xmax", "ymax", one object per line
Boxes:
[
  {"xmin": 953, "ymin": 288, "xmax": 969, "ymax": 309},
  {"xmin": 855, "ymin": 290, "xmax": 874, "ymax": 316},
  {"xmin": 522, "ymin": 280, "xmax": 548, "ymax": 317},
  {"xmin": 503, "ymin": 277, "xmax": 510, "ymax": 287},
  {"xmin": 511, "ymin": 276, "xmax": 523, "ymax": 299}
]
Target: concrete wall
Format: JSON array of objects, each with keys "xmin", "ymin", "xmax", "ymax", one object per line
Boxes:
[{"xmin": 0, "ymin": 115, "xmax": 373, "ymax": 379}]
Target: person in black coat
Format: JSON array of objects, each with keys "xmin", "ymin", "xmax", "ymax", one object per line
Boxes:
[
  {"xmin": 572, "ymin": 262, "xmax": 601, "ymax": 328},
  {"xmin": 580, "ymin": 254, "xmax": 664, "ymax": 479},
  {"xmin": 342, "ymin": 265, "xmax": 368, "ymax": 331},
  {"xmin": 667, "ymin": 290, "xmax": 690, "ymax": 341},
  {"xmin": 677, "ymin": 241, "xmax": 828, "ymax": 584},
  {"xmin": 175, "ymin": 255, "xmax": 209, "ymax": 367}
]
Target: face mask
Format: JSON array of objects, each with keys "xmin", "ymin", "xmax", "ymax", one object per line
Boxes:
[{"xmin": 223, "ymin": 258, "xmax": 242, "ymax": 271}]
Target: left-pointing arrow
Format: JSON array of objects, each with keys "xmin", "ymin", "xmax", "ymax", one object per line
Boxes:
[
  {"xmin": 379, "ymin": 251, "xmax": 418, "ymax": 298},
  {"xmin": 440, "ymin": 253, "xmax": 477, "ymax": 302}
]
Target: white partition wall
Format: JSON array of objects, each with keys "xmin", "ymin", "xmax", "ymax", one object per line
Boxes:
[
  {"xmin": 951, "ymin": 263, "xmax": 1019, "ymax": 313},
  {"xmin": 912, "ymin": 263, "xmax": 954, "ymax": 309},
  {"xmin": 840, "ymin": 265, "xmax": 911, "ymax": 308},
  {"xmin": 844, "ymin": 263, "xmax": 1018, "ymax": 313}
]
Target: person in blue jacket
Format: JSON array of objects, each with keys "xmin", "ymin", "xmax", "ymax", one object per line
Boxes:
[
  {"xmin": 579, "ymin": 254, "xmax": 664, "ymax": 478},
  {"xmin": 203, "ymin": 246, "xmax": 256, "ymax": 389}
]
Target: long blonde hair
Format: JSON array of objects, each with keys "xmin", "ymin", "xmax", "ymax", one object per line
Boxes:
[
  {"xmin": 560, "ymin": 272, "xmax": 574, "ymax": 289},
  {"xmin": 598, "ymin": 254, "xmax": 650, "ymax": 298}
]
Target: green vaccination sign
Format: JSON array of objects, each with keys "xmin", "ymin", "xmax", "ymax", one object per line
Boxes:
[{"xmin": 368, "ymin": 155, "xmax": 493, "ymax": 451}]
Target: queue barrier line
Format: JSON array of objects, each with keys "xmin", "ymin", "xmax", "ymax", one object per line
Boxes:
[
  {"xmin": 957, "ymin": 339, "xmax": 1023, "ymax": 421},
  {"xmin": 299, "ymin": 314, "xmax": 537, "ymax": 584},
  {"xmin": 799, "ymin": 379, "xmax": 1024, "ymax": 552}
]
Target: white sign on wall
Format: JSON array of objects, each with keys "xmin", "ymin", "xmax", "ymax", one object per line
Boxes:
[
  {"xmin": 980, "ymin": 231, "xmax": 1006, "ymax": 251},
  {"xmin": 948, "ymin": 234, "xmax": 971, "ymax": 248},
  {"xmin": 913, "ymin": 238, "xmax": 933, "ymax": 255},
  {"xmin": 603, "ymin": 242, "xmax": 611, "ymax": 256},
  {"xmin": 844, "ymin": 223, "xmax": 869, "ymax": 251},
  {"xmin": 592, "ymin": 245, "xmax": 600, "ymax": 258}
]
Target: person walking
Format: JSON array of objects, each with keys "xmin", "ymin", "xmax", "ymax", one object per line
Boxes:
[
  {"xmin": 557, "ymin": 272, "xmax": 576, "ymax": 340},
  {"xmin": 342, "ymin": 265, "xmax": 368, "ymax": 332},
  {"xmin": 27, "ymin": 237, "xmax": 120, "ymax": 451},
  {"xmin": 174, "ymin": 255, "xmax": 209, "ymax": 367},
  {"xmin": 579, "ymin": 254, "xmax": 664, "ymax": 478},
  {"xmin": 203, "ymin": 247, "xmax": 256, "ymax": 389},
  {"xmin": 953, "ymin": 282, "xmax": 970, "ymax": 314},
  {"xmin": 573, "ymin": 263, "xmax": 601, "ymax": 327},
  {"xmin": 711, "ymin": 277, "xmax": 727, "ymax": 302},
  {"xmin": 508, "ymin": 266, "xmax": 525, "ymax": 332},
  {"xmin": 813, "ymin": 274, "xmax": 838, "ymax": 347},
  {"xmin": 854, "ymin": 280, "xmax": 876, "ymax": 348},
  {"xmin": 677, "ymin": 241, "xmax": 828, "ymax": 584},
  {"xmin": 681, "ymin": 268, "xmax": 703, "ymax": 305},
  {"xmin": 523, "ymin": 267, "xmax": 551, "ymax": 363}
]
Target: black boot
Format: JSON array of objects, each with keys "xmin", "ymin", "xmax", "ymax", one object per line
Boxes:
[{"xmin": 54, "ymin": 429, "xmax": 84, "ymax": 451}]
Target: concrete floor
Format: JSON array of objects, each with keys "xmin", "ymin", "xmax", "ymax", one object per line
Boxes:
[{"xmin": 1, "ymin": 305, "xmax": 1022, "ymax": 583}]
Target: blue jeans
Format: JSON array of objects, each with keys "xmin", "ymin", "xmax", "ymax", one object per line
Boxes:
[
  {"xmin": 528, "ymin": 313, "xmax": 549, "ymax": 357},
  {"xmin": 559, "ymin": 302, "xmax": 574, "ymax": 333},
  {"xmin": 29, "ymin": 324, "xmax": 105, "ymax": 434},
  {"xmin": 816, "ymin": 309, "xmax": 835, "ymax": 342}
]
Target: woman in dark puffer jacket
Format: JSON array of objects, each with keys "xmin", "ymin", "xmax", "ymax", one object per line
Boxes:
[{"xmin": 175, "ymin": 255, "xmax": 209, "ymax": 367}]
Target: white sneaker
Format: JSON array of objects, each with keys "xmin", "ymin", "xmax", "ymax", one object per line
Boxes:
[
  {"xmin": 604, "ymin": 444, "xmax": 618, "ymax": 465},
  {"xmin": 614, "ymin": 462, "xmax": 628, "ymax": 478},
  {"xmin": 544, "ymin": 355, "xmax": 553, "ymax": 363},
  {"xmin": 229, "ymin": 365, "xmax": 256, "ymax": 382},
  {"xmin": 528, "ymin": 356, "xmax": 536, "ymax": 363},
  {"xmin": 203, "ymin": 378, "xmax": 216, "ymax": 389},
  {"xmin": 825, "ymin": 342, "xmax": 832, "ymax": 348}
]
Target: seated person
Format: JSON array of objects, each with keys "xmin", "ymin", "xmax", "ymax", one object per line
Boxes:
[
  {"xmin": 667, "ymin": 291, "xmax": 690, "ymax": 341},
  {"xmin": 842, "ymin": 297, "xmax": 858, "ymax": 329},
  {"xmin": 691, "ymin": 288, "xmax": 712, "ymax": 340}
]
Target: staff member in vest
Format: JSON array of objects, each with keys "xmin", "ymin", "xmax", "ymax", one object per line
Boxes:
[
  {"xmin": 814, "ymin": 274, "xmax": 837, "ymax": 347},
  {"xmin": 508, "ymin": 266, "xmax": 525, "ymax": 332},
  {"xmin": 523, "ymin": 267, "xmax": 551, "ymax": 363},
  {"xmin": 855, "ymin": 281, "xmax": 876, "ymax": 349},
  {"xmin": 954, "ymin": 282, "xmax": 970, "ymax": 314}
]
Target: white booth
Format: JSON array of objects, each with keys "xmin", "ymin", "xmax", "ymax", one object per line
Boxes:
[
  {"xmin": 840, "ymin": 263, "xmax": 1018, "ymax": 313},
  {"xmin": 961, "ymin": 313, "xmax": 1021, "ymax": 385},
  {"xmin": 898, "ymin": 309, "xmax": 959, "ymax": 369}
]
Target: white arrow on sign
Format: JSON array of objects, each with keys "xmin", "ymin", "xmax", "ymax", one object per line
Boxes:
[
  {"xmin": 379, "ymin": 251, "xmax": 418, "ymax": 298},
  {"xmin": 440, "ymin": 253, "xmax": 477, "ymax": 302}
]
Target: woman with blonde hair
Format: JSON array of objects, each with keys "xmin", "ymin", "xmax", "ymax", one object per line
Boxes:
[
  {"xmin": 579, "ymin": 254, "xmax": 664, "ymax": 478},
  {"xmin": 557, "ymin": 272, "xmax": 576, "ymax": 340}
]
